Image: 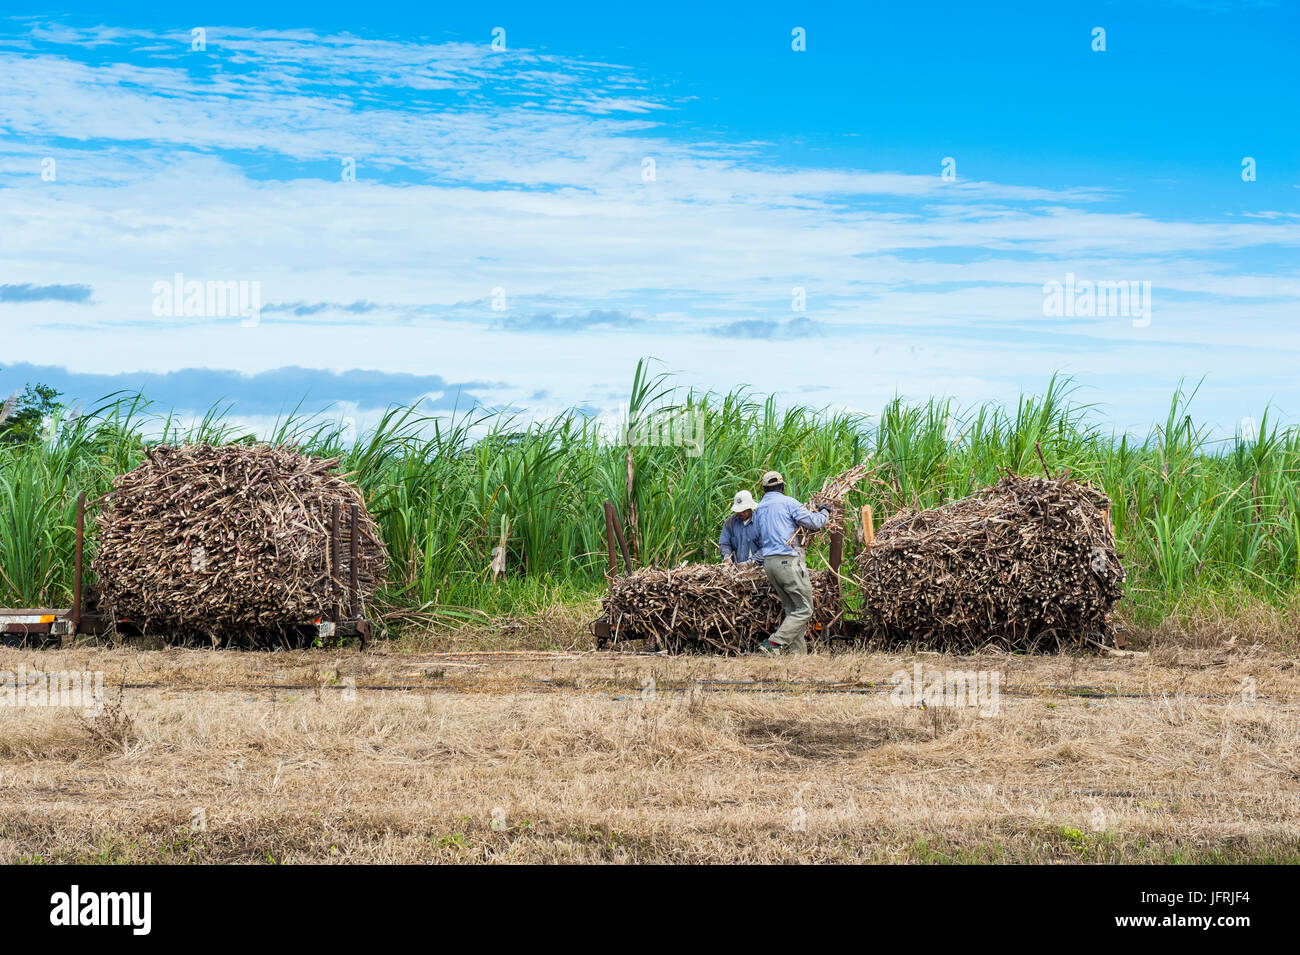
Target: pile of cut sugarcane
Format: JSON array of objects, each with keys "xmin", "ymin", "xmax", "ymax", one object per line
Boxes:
[
  {"xmin": 602, "ymin": 561, "xmax": 843, "ymax": 654},
  {"xmin": 855, "ymin": 473, "xmax": 1124, "ymax": 651},
  {"xmin": 93, "ymin": 444, "xmax": 386, "ymax": 642}
]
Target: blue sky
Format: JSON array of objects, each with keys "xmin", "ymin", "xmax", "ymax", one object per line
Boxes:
[{"xmin": 1, "ymin": 1, "xmax": 1297, "ymax": 436}]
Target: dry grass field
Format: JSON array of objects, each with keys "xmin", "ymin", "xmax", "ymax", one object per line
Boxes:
[{"xmin": 2, "ymin": 628, "xmax": 1298, "ymax": 864}]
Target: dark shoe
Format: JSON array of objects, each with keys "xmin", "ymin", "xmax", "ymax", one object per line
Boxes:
[{"xmin": 749, "ymin": 639, "xmax": 781, "ymax": 655}]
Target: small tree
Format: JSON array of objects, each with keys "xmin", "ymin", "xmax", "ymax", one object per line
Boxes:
[{"xmin": 0, "ymin": 379, "xmax": 62, "ymax": 445}]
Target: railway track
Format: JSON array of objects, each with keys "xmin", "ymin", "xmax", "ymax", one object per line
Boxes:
[{"xmin": 77, "ymin": 677, "xmax": 1289, "ymax": 705}]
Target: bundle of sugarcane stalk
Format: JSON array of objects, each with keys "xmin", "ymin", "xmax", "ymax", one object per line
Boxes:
[
  {"xmin": 602, "ymin": 561, "xmax": 843, "ymax": 654},
  {"xmin": 855, "ymin": 473, "xmax": 1124, "ymax": 651},
  {"xmin": 788, "ymin": 460, "xmax": 876, "ymax": 548},
  {"xmin": 93, "ymin": 444, "xmax": 386, "ymax": 640}
]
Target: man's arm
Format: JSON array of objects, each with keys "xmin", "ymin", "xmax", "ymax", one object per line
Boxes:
[
  {"xmin": 718, "ymin": 518, "xmax": 735, "ymax": 560},
  {"xmin": 789, "ymin": 498, "xmax": 831, "ymax": 531}
]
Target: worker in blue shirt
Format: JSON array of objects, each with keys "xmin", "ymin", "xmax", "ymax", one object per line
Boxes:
[
  {"xmin": 752, "ymin": 470, "xmax": 830, "ymax": 655},
  {"xmin": 718, "ymin": 489, "xmax": 763, "ymax": 565}
]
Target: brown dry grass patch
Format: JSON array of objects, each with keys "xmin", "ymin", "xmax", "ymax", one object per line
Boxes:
[{"xmin": 1, "ymin": 642, "xmax": 1297, "ymax": 863}]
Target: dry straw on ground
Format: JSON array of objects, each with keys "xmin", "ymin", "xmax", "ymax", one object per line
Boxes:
[
  {"xmin": 1, "ymin": 644, "xmax": 1295, "ymax": 864},
  {"xmin": 93, "ymin": 444, "xmax": 386, "ymax": 641},
  {"xmin": 602, "ymin": 562, "xmax": 843, "ymax": 653},
  {"xmin": 856, "ymin": 473, "xmax": 1124, "ymax": 652}
]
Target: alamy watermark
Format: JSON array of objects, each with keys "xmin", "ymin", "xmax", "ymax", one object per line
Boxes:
[
  {"xmin": 152, "ymin": 272, "xmax": 262, "ymax": 326},
  {"xmin": 0, "ymin": 665, "xmax": 104, "ymax": 716},
  {"xmin": 620, "ymin": 405, "xmax": 705, "ymax": 458},
  {"xmin": 1043, "ymin": 272, "xmax": 1151, "ymax": 327},
  {"xmin": 50, "ymin": 885, "xmax": 151, "ymax": 935},
  {"xmin": 890, "ymin": 663, "xmax": 1000, "ymax": 717}
]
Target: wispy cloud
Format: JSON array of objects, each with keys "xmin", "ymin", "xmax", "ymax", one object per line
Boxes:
[
  {"xmin": 0, "ymin": 362, "xmax": 495, "ymax": 414},
  {"xmin": 263, "ymin": 300, "xmax": 382, "ymax": 316},
  {"xmin": 0, "ymin": 282, "xmax": 92, "ymax": 303},
  {"xmin": 497, "ymin": 309, "xmax": 644, "ymax": 333},
  {"xmin": 711, "ymin": 317, "xmax": 827, "ymax": 340}
]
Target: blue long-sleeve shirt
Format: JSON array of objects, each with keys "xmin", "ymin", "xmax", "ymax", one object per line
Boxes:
[
  {"xmin": 718, "ymin": 514, "xmax": 763, "ymax": 564},
  {"xmin": 754, "ymin": 490, "xmax": 829, "ymax": 559}
]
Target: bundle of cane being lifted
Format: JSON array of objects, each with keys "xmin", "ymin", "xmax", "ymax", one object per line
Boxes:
[
  {"xmin": 786, "ymin": 460, "xmax": 878, "ymax": 550},
  {"xmin": 855, "ymin": 470, "xmax": 1125, "ymax": 652}
]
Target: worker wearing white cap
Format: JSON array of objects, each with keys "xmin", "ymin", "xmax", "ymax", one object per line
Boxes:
[
  {"xmin": 718, "ymin": 489, "xmax": 763, "ymax": 565},
  {"xmin": 752, "ymin": 470, "xmax": 830, "ymax": 654}
]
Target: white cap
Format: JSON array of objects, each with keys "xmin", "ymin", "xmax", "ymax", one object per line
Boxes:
[{"xmin": 731, "ymin": 489, "xmax": 757, "ymax": 513}]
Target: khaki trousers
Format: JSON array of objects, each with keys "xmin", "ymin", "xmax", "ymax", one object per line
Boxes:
[{"xmin": 763, "ymin": 554, "xmax": 813, "ymax": 655}]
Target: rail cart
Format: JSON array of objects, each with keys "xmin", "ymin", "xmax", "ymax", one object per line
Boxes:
[
  {"xmin": 0, "ymin": 492, "xmax": 376, "ymax": 648},
  {"xmin": 590, "ymin": 499, "xmax": 871, "ymax": 650}
]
